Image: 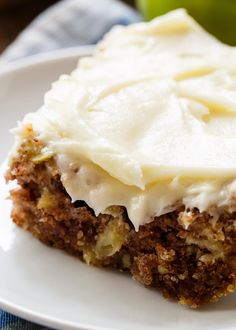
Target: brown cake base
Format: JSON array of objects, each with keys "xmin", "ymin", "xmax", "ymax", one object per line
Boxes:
[{"xmin": 6, "ymin": 127, "xmax": 236, "ymax": 308}]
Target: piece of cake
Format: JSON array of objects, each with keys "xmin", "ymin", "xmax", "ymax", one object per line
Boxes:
[{"xmin": 6, "ymin": 9, "xmax": 236, "ymax": 307}]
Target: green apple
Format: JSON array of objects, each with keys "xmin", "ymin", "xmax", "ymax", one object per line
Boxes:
[{"xmin": 136, "ymin": 0, "xmax": 236, "ymax": 45}]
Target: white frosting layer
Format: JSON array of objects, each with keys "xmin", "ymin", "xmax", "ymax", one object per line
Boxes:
[{"xmin": 14, "ymin": 10, "xmax": 236, "ymax": 229}]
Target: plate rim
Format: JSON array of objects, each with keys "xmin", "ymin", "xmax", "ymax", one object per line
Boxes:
[
  {"xmin": 0, "ymin": 45, "xmax": 94, "ymax": 76},
  {"xmin": 0, "ymin": 296, "xmax": 109, "ymax": 330}
]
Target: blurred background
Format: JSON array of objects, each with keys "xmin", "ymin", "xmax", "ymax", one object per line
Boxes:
[
  {"xmin": 0, "ymin": 0, "xmax": 56, "ymax": 53},
  {"xmin": 1, "ymin": 0, "xmax": 236, "ymax": 57},
  {"xmin": 0, "ymin": 0, "xmax": 135, "ymax": 54}
]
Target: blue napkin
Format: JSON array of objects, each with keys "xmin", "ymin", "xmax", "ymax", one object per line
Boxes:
[
  {"xmin": 1, "ymin": 0, "xmax": 140, "ymax": 63},
  {"xmin": 0, "ymin": 0, "xmax": 139, "ymax": 328}
]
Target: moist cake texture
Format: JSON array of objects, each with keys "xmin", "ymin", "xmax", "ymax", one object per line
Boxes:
[{"xmin": 6, "ymin": 10, "xmax": 236, "ymax": 307}]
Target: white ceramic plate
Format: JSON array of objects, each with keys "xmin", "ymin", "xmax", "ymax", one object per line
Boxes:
[{"xmin": 0, "ymin": 47, "xmax": 236, "ymax": 330}]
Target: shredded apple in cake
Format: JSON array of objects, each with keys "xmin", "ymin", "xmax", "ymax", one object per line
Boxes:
[{"xmin": 6, "ymin": 10, "xmax": 236, "ymax": 307}]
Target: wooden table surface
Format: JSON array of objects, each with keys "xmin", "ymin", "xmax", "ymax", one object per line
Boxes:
[{"xmin": 0, "ymin": 0, "xmax": 135, "ymax": 54}]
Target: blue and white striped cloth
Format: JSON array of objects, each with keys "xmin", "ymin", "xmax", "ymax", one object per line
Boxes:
[
  {"xmin": 0, "ymin": 0, "xmax": 139, "ymax": 328},
  {"xmin": 1, "ymin": 0, "xmax": 139, "ymax": 63}
]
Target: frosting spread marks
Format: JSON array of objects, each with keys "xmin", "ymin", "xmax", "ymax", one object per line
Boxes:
[{"xmin": 15, "ymin": 10, "xmax": 236, "ymax": 229}]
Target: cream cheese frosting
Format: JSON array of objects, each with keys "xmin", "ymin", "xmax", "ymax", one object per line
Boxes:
[{"xmin": 13, "ymin": 9, "xmax": 236, "ymax": 229}]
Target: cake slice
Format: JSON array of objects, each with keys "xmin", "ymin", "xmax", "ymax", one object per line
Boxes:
[{"xmin": 6, "ymin": 9, "xmax": 236, "ymax": 307}]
